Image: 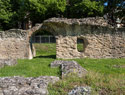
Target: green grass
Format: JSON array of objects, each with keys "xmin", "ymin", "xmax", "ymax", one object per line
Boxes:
[
  {"xmin": 74, "ymin": 58, "xmax": 125, "ymax": 75},
  {"xmin": 77, "ymin": 43, "xmax": 84, "ymax": 52},
  {"xmin": 0, "ymin": 43, "xmax": 60, "ymax": 77},
  {"xmin": 48, "ymin": 72, "xmax": 125, "ymax": 95},
  {"xmin": 0, "ymin": 43, "xmax": 125, "ymax": 94},
  {"xmin": 0, "ymin": 43, "xmax": 124, "ymax": 77}
]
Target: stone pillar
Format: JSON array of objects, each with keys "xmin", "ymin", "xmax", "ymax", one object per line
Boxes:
[
  {"xmin": 28, "ymin": 45, "xmax": 33, "ymax": 59},
  {"xmin": 32, "ymin": 44, "xmax": 36, "ymax": 57}
]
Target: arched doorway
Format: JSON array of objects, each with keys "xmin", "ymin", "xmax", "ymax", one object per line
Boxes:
[
  {"xmin": 32, "ymin": 30, "xmax": 56, "ymax": 44},
  {"xmin": 29, "ymin": 29, "xmax": 56, "ymax": 59}
]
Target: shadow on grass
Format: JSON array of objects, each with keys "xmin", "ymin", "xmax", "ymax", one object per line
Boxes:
[{"xmin": 34, "ymin": 55, "xmax": 56, "ymax": 59}]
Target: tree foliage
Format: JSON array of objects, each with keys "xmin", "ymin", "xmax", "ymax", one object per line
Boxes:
[
  {"xmin": 103, "ymin": 0, "xmax": 125, "ymax": 24},
  {"xmin": 0, "ymin": 0, "xmax": 67, "ymax": 30},
  {"xmin": 0, "ymin": 0, "xmax": 14, "ymax": 30},
  {"xmin": 1, "ymin": 0, "xmax": 124, "ymax": 30},
  {"xmin": 67, "ymin": 0, "xmax": 104, "ymax": 18}
]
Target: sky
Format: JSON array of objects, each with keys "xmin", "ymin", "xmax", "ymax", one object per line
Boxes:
[{"xmin": 104, "ymin": 1, "xmax": 125, "ymax": 7}]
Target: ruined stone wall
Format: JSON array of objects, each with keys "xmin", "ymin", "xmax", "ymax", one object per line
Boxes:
[
  {"xmin": 56, "ymin": 28, "xmax": 125, "ymax": 59},
  {"xmin": 43, "ymin": 18, "xmax": 125, "ymax": 59},
  {"xmin": 0, "ymin": 29, "xmax": 30, "ymax": 59},
  {"xmin": 0, "ymin": 18, "xmax": 124, "ymax": 60}
]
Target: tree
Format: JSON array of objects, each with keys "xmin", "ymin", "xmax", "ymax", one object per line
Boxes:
[
  {"xmin": 0, "ymin": 0, "xmax": 14, "ymax": 30},
  {"xmin": 0, "ymin": 0, "xmax": 67, "ymax": 30},
  {"xmin": 45, "ymin": 0, "xmax": 66, "ymax": 18},
  {"xmin": 28, "ymin": 0, "xmax": 66, "ymax": 23},
  {"xmin": 67, "ymin": 0, "xmax": 104, "ymax": 18},
  {"xmin": 103, "ymin": 0, "xmax": 125, "ymax": 25},
  {"xmin": 16, "ymin": 0, "xmax": 66, "ymax": 26}
]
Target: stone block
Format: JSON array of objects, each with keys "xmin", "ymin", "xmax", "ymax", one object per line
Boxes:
[
  {"xmin": 51, "ymin": 60, "xmax": 88, "ymax": 78},
  {"xmin": 61, "ymin": 61, "xmax": 87, "ymax": 78},
  {"xmin": 0, "ymin": 59, "xmax": 17, "ymax": 68}
]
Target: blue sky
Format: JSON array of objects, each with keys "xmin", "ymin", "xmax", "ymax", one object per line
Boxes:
[{"xmin": 104, "ymin": 1, "xmax": 125, "ymax": 7}]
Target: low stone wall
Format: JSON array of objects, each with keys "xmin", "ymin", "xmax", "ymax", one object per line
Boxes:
[{"xmin": 0, "ymin": 76, "xmax": 59, "ymax": 95}]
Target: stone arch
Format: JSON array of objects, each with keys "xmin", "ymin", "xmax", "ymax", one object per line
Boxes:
[{"xmin": 27, "ymin": 23, "xmax": 57, "ymax": 59}]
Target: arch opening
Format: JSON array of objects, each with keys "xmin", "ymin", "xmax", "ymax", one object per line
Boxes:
[{"xmin": 29, "ymin": 28, "xmax": 56, "ymax": 59}]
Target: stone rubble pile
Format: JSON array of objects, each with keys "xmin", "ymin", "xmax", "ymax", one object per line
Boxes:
[
  {"xmin": 68, "ymin": 86, "xmax": 91, "ymax": 95},
  {"xmin": 51, "ymin": 60, "xmax": 87, "ymax": 78},
  {"xmin": 0, "ymin": 76, "xmax": 59, "ymax": 95}
]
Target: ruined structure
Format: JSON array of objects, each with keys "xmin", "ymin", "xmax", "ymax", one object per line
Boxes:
[{"xmin": 0, "ymin": 17, "xmax": 125, "ymax": 60}]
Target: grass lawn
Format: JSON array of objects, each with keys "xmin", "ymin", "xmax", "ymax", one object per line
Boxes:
[
  {"xmin": 0, "ymin": 43, "xmax": 60, "ymax": 77},
  {"xmin": 0, "ymin": 43, "xmax": 125, "ymax": 94}
]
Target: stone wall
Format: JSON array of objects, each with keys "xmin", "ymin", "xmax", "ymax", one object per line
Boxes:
[
  {"xmin": 0, "ymin": 24, "xmax": 43, "ymax": 60},
  {"xmin": 0, "ymin": 29, "xmax": 30, "ymax": 59},
  {"xmin": 43, "ymin": 18, "xmax": 125, "ymax": 59},
  {"xmin": 0, "ymin": 17, "xmax": 125, "ymax": 60},
  {"xmin": 55, "ymin": 28, "xmax": 125, "ymax": 59}
]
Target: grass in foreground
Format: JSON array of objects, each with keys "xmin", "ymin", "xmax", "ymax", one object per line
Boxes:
[
  {"xmin": 0, "ymin": 43, "xmax": 60, "ymax": 77},
  {"xmin": 74, "ymin": 58, "xmax": 125, "ymax": 75},
  {"xmin": 0, "ymin": 43, "xmax": 125, "ymax": 94},
  {"xmin": 48, "ymin": 72, "xmax": 125, "ymax": 95},
  {"xmin": 0, "ymin": 43, "xmax": 124, "ymax": 77}
]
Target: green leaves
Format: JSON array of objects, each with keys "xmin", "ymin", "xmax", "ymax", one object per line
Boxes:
[
  {"xmin": 69, "ymin": 0, "xmax": 104, "ymax": 18},
  {"xmin": 0, "ymin": 0, "xmax": 14, "ymax": 30},
  {"xmin": 0, "ymin": 0, "xmax": 107, "ymax": 30},
  {"xmin": 0, "ymin": 0, "xmax": 67, "ymax": 30}
]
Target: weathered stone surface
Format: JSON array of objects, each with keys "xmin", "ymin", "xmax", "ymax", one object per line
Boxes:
[
  {"xmin": 43, "ymin": 18, "xmax": 125, "ymax": 59},
  {"xmin": 0, "ymin": 76, "xmax": 59, "ymax": 95},
  {"xmin": 68, "ymin": 86, "xmax": 91, "ymax": 95},
  {"xmin": 0, "ymin": 29, "xmax": 30, "ymax": 59},
  {"xmin": 61, "ymin": 61, "xmax": 87, "ymax": 78},
  {"xmin": 28, "ymin": 24, "xmax": 42, "ymax": 38},
  {"xmin": 51, "ymin": 60, "xmax": 87, "ymax": 78},
  {"xmin": 50, "ymin": 60, "xmax": 64, "ymax": 68},
  {"xmin": 44, "ymin": 17, "xmax": 109, "ymax": 27},
  {"xmin": 0, "ymin": 59, "xmax": 17, "ymax": 68}
]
